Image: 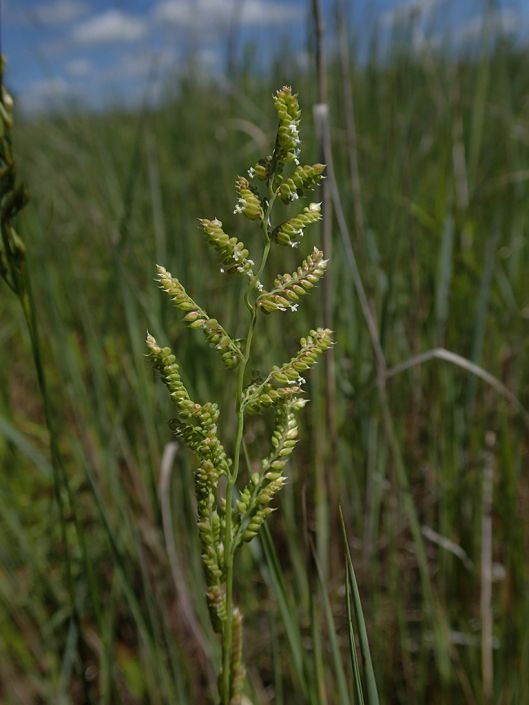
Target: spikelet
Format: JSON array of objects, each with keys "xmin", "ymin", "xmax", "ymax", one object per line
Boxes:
[
  {"xmin": 237, "ymin": 401, "xmax": 302, "ymax": 544},
  {"xmin": 272, "ymin": 203, "xmax": 322, "ymax": 248},
  {"xmin": 199, "ymin": 218, "xmax": 255, "ymax": 278},
  {"xmin": 0, "ymin": 61, "xmax": 14, "ymax": 136},
  {"xmin": 169, "ymin": 401, "xmax": 231, "ymax": 478},
  {"xmin": 233, "ymin": 177, "xmax": 263, "ymax": 220},
  {"xmin": 167, "ymin": 398, "xmax": 230, "ymax": 601},
  {"xmin": 146, "ymin": 333, "xmax": 200, "ymax": 418},
  {"xmin": 1, "ymin": 58, "xmax": 28, "ymax": 287},
  {"xmin": 207, "ymin": 584, "xmax": 226, "ymax": 634},
  {"xmin": 243, "ymin": 383, "xmax": 303, "ymax": 414},
  {"xmin": 156, "ymin": 265, "xmax": 242, "ymax": 368},
  {"xmin": 270, "ymin": 328, "xmax": 333, "ymax": 385},
  {"xmin": 147, "ymin": 348, "xmax": 230, "ymax": 481},
  {"xmin": 278, "ymin": 163, "xmax": 326, "ymax": 203},
  {"xmin": 248, "ymin": 156, "xmax": 272, "ymax": 182},
  {"xmin": 154, "ymin": 362, "xmax": 230, "ymax": 486},
  {"xmin": 196, "ymin": 484, "xmax": 224, "ymax": 582},
  {"xmin": 257, "ymin": 247, "xmax": 328, "ymax": 313},
  {"xmin": 273, "ymin": 86, "xmax": 301, "ymax": 166}
]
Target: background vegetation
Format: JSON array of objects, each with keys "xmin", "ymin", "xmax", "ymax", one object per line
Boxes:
[{"xmin": 1, "ymin": 17, "xmax": 529, "ymax": 705}]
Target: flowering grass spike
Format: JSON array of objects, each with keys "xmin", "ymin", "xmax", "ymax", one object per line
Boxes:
[
  {"xmin": 0, "ymin": 57, "xmax": 28, "ymax": 292},
  {"xmin": 147, "ymin": 86, "xmax": 333, "ymax": 705}
]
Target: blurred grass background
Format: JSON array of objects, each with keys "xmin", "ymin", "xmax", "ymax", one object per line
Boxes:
[{"xmin": 1, "ymin": 10, "xmax": 529, "ymax": 704}]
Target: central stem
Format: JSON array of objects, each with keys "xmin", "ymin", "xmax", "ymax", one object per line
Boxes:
[{"xmin": 220, "ymin": 194, "xmax": 275, "ymax": 704}]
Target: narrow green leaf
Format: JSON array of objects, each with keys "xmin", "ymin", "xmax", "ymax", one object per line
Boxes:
[{"xmin": 340, "ymin": 508, "xmax": 380, "ymax": 705}]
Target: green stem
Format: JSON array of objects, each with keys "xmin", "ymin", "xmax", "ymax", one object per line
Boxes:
[
  {"xmin": 17, "ymin": 281, "xmax": 97, "ymax": 702},
  {"xmin": 220, "ymin": 192, "xmax": 275, "ymax": 704}
]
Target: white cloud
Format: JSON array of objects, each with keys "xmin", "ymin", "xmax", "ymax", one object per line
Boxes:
[
  {"xmin": 103, "ymin": 49, "xmax": 177, "ymax": 81},
  {"xmin": 451, "ymin": 9, "xmax": 520, "ymax": 43},
  {"xmin": 71, "ymin": 10, "xmax": 147, "ymax": 45},
  {"xmin": 154, "ymin": 0, "xmax": 303, "ymax": 29},
  {"xmin": 380, "ymin": 0, "xmax": 443, "ymax": 29},
  {"xmin": 20, "ymin": 77, "xmax": 72, "ymax": 113},
  {"xmin": 31, "ymin": 0, "xmax": 88, "ymax": 25},
  {"xmin": 65, "ymin": 58, "xmax": 92, "ymax": 77}
]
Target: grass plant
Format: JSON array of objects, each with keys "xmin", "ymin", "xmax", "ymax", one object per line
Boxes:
[
  {"xmin": 147, "ymin": 86, "xmax": 332, "ymax": 703},
  {"xmin": 1, "ymin": 31, "xmax": 529, "ymax": 705}
]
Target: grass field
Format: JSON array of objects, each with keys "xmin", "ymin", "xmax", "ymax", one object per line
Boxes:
[{"xmin": 1, "ymin": 28, "xmax": 529, "ymax": 705}]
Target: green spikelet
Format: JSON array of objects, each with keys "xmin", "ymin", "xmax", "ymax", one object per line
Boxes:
[
  {"xmin": 199, "ymin": 218, "xmax": 255, "ymax": 277},
  {"xmin": 243, "ymin": 383, "xmax": 303, "ymax": 414},
  {"xmin": 272, "ymin": 203, "xmax": 322, "ymax": 248},
  {"xmin": 257, "ymin": 247, "xmax": 328, "ymax": 313},
  {"xmin": 270, "ymin": 328, "xmax": 334, "ymax": 385},
  {"xmin": 170, "ymin": 402, "xmax": 231, "ymax": 478},
  {"xmin": 156, "ymin": 265, "xmax": 242, "ymax": 368},
  {"xmin": 0, "ymin": 63, "xmax": 14, "ymax": 136},
  {"xmin": 147, "ymin": 342, "xmax": 230, "ymax": 474},
  {"xmin": 273, "ymin": 85, "xmax": 301, "ymax": 166},
  {"xmin": 234, "ymin": 176, "xmax": 263, "ymax": 220},
  {"xmin": 196, "ymin": 484, "xmax": 224, "ymax": 583},
  {"xmin": 207, "ymin": 584, "xmax": 227, "ymax": 634},
  {"xmin": 1, "ymin": 58, "xmax": 28, "ymax": 289},
  {"xmin": 248, "ymin": 156, "xmax": 272, "ymax": 182},
  {"xmin": 146, "ymin": 333, "xmax": 200, "ymax": 418},
  {"xmin": 237, "ymin": 401, "xmax": 302, "ymax": 544},
  {"xmin": 278, "ymin": 163, "xmax": 326, "ymax": 203}
]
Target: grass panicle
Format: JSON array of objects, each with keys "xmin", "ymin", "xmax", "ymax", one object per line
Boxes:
[{"xmin": 147, "ymin": 86, "xmax": 332, "ymax": 703}]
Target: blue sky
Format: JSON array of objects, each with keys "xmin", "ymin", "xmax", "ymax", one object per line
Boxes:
[{"xmin": 2, "ymin": 0, "xmax": 528, "ymax": 113}]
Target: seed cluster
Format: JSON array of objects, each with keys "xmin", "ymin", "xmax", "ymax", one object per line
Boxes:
[
  {"xmin": 257, "ymin": 247, "xmax": 328, "ymax": 313},
  {"xmin": 234, "ymin": 176, "xmax": 264, "ymax": 220},
  {"xmin": 236, "ymin": 400, "xmax": 303, "ymax": 544},
  {"xmin": 0, "ymin": 58, "xmax": 28, "ymax": 289},
  {"xmin": 157, "ymin": 265, "xmax": 242, "ymax": 369},
  {"xmin": 147, "ymin": 85, "xmax": 333, "ymax": 705},
  {"xmin": 273, "ymin": 202, "xmax": 322, "ymax": 248},
  {"xmin": 199, "ymin": 218, "xmax": 255, "ymax": 277},
  {"xmin": 273, "ymin": 85, "xmax": 302, "ymax": 166},
  {"xmin": 271, "ymin": 328, "xmax": 334, "ymax": 385},
  {"xmin": 279, "ymin": 163, "xmax": 326, "ymax": 203}
]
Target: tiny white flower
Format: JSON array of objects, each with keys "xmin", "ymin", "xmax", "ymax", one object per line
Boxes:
[
  {"xmin": 308, "ymin": 202, "xmax": 321, "ymax": 212},
  {"xmin": 213, "ymin": 217, "xmax": 222, "ymax": 226},
  {"xmin": 233, "ymin": 249, "xmax": 240, "ymax": 260},
  {"xmin": 290, "ymin": 303, "xmax": 299, "ymax": 312},
  {"xmin": 256, "ymin": 281, "xmax": 264, "ymax": 292},
  {"xmin": 220, "ymin": 267, "xmax": 225, "ymax": 274},
  {"xmin": 297, "ymin": 376, "xmax": 306, "ymax": 385},
  {"xmin": 290, "ymin": 241, "xmax": 299, "ymax": 248},
  {"xmin": 247, "ymin": 167, "xmax": 256, "ymax": 178},
  {"xmin": 292, "ymin": 192, "xmax": 299, "ymax": 201}
]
